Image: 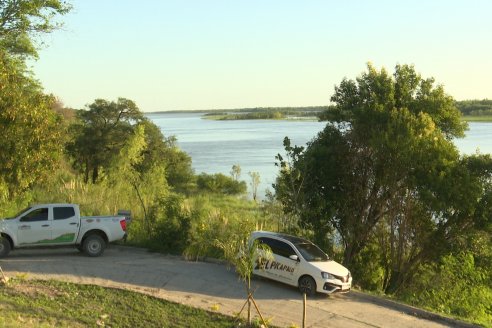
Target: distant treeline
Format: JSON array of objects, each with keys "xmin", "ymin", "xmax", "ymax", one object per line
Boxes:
[
  {"xmin": 202, "ymin": 106, "xmax": 329, "ymax": 120},
  {"xmin": 456, "ymin": 99, "xmax": 492, "ymax": 116},
  {"xmin": 150, "ymin": 102, "xmax": 492, "ymax": 118}
]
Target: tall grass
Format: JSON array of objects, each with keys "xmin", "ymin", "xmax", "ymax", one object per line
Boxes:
[{"xmin": 13, "ymin": 166, "xmax": 279, "ymax": 260}]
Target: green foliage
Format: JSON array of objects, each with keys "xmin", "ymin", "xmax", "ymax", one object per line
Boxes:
[
  {"xmin": 248, "ymin": 171, "xmax": 260, "ymax": 201},
  {"xmin": 0, "ymin": 0, "xmax": 69, "ymax": 200},
  {"xmin": 184, "ymin": 194, "xmax": 271, "ymax": 260},
  {"xmin": 0, "ymin": 0, "xmax": 71, "ymax": 58},
  {"xmin": 65, "ymin": 98, "xmax": 145, "ymax": 183},
  {"xmin": 214, "ymin": 221, "xmax": 273, "ymax": 327},
  {"xmin": 274, "ymin": 137, "xmax": 306, "ymax": 218},
  {"xmin": 145, "ymin": 193, "xmax": 193, "ymax": 254},
  {"xmin": 65, "ymin": 98, "xmax": 194, "ymax": 190},
  {"xmin": 274, "ymin": 64, "xmax": 491, "ymax": 298},
  {"xmin": 196, "ymin": 172, "xmax": 247, "ymax": 195},
  {"xmin": 137, "ymin": 120, "xmax": 194, "ymax": 193},
  {"xmin": 0, "ymin": 50, "xmax": 63, "ymax": 200},
  {"xmin": 400, "ymin": 252, "xmax": 492, "ymax": 327},
  {"xmin": 215, "ymin": 232, "xmax": 271, "ymax": 288},
  {"xmin": 230, "ymin": 164, "xmax": 241, "ymax": 181},
  {"xmin": 350, "ymin": 240, "xmax": 385, "ymax": 291}
]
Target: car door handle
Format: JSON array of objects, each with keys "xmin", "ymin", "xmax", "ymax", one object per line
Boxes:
[
  {"xmin": 19, "ymin": 225, "xmax": 31, "ymax": 229},
  {"xmin": 42, "ymin": 224, "xmax": 50, "ymax": 227},
  {"xmin": 69, "ymin": 222, "xmax": 78, "ymax": 225}
]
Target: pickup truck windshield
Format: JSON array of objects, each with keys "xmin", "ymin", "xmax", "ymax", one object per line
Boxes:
[
  {"xmin": 296, "ymin": 242, "xmax": 330, "ymax": 262},
  {"xmin": 6, "ymin": 207, "xmax": 32, "ymax": 220}
]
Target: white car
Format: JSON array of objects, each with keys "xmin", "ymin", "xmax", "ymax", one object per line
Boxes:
[{"xmin": 250, "ymin": 231, "xmax": 352, "ymax": 296}]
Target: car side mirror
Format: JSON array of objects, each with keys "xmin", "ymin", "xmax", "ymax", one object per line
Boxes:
[{"xmin": 289, "ymin": 254, "xmax": 299, "ymax": 262}]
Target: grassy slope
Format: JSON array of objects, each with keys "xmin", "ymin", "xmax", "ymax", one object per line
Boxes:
[{"xmin": 0, "ymin": 279, "xmax": 237, "ymax": 328}]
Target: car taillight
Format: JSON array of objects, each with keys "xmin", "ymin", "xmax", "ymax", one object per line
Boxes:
[{"xmin": 119, "ymin": 219, "xmax": 127, "ymax": 231}]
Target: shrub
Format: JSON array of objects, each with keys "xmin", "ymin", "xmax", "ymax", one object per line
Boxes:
[
  {"xmin": 399, "ymin": 252, "xmax": 492, "ymax": 326},
  {"xmin": 196, "ymin": 173, "xmax": 247, "ymax": 195}
]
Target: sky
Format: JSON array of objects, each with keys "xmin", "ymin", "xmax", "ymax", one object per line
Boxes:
[{"xmin": 31, "ymin": 0, "xmax": 492, "ymax": 112}]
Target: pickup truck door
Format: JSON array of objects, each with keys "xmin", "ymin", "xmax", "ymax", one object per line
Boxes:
[
  {"xmin": 17, "ymin": 207, "xmax": 52, "ymax": 245},
  {"xmin": 50, "ymin": 206, "xmax": 79, "ymax": 244}
]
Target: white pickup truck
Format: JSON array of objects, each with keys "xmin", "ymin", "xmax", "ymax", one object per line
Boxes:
[{"xmin": 0, "ymin": 203, "xmax": 129, "ymax": 258}]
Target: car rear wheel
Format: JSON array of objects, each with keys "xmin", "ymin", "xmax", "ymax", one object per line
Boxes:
[
  {"xmin": 82, "ymin": 234, "xmax": 106, "ymax": 257},
  {"xmin": 299, "ymin": 276, "xmax": 316, "ymax": 296}
]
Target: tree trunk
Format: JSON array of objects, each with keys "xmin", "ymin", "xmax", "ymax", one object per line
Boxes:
[
  {"xmin": 91, "ymin": 166, "xmax": 99, "ymax": 183},
  {"xmin": 247, "ymin": 279, "xmax": 251, "ymax": 326}
]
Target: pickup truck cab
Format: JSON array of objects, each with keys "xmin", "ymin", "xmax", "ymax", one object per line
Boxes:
[{"xmin": 0, "ymin": 203, "xmax": 128, "ymax": 257}]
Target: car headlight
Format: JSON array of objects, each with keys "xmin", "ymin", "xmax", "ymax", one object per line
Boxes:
[{"xmin": 321, "ymin": 272, "xmax": 334, "ymax": 279}]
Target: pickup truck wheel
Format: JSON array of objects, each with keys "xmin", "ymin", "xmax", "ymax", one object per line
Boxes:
[
  {"xmin": 82, "ymin": 235, "xmax": 106, "ymax": 257},
  {"xmin": 0, "ymin": 236, "xmax": 11, "ymax": 258},
  {"xmin": 299, "ymin": 276, "xmax": 317, "ymax": 296}
]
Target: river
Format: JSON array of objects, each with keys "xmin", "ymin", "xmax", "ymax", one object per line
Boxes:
[{"xmin": 147, "ymin": 112, "xmax": 492, "ymax": 198}]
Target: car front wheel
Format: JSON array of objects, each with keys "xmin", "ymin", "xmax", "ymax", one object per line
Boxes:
[{"xmin": 299, "ymin": 276, "xmax": 317, "ymax": 296}]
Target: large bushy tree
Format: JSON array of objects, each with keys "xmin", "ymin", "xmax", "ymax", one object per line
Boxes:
[
  {"xmin": 66, "ymin": 98, "xmax": 194, "ymax": 190},
  {"xmin": 275, "ymin": 64, "xmax": 491, "ymax": 292},
  {"xmin": 0, "ymin": 0, "xmax": 70, "ymax": 200},
  {"xmin": 0, "ymin": 51, "xmax": 63, "ymax": 199},
  {"xmin": 66, "ymin": 98, "xmax": 144, "ymax": 183}
]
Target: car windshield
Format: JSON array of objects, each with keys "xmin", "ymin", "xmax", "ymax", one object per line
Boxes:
[{"xmin": 295, "ymin": 242, "xmax": 329, "ymax": 262}]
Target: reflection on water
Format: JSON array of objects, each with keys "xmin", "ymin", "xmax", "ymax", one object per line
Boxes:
[{"xmin": 147, "ymin": 112, "xmax": 492, "ymax": 198}]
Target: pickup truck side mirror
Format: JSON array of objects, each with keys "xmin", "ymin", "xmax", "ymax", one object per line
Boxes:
[{"xmin": 289, "ymin": 254, "xmax": 300, "ymax": 262}]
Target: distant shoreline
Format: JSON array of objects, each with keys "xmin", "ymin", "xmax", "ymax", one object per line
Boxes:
[
  {"xmin": 145, "ymin": 106, "xmax": 327, "ymax": 115},
  {"xmin": 462, "ymin": 115, "xmax": 492, "ymax": 122},
  {"xmin": 145, "ymin": 109, "xmax": 492, "ymax": 123}
]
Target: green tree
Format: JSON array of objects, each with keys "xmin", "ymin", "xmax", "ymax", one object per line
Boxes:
[
  {"xmin": 0, "ymin": 0, "xmax": 70, "ymax": 200},
  {"xmin": 136, "ymin": 119, "xmax": 194, "ymax": 192},
  {"xmin": 66, "ymin": 98, "xmax": 194, "ymax": 190},
  {"xmin": 248, "ymin": 171, "xmax": 260, "ymax": 202},
  {"xmin": 230, "ymin": 164, "xmax": 241, "ymax": 181},
  {"xmin": 215, "ymin": 232, "xmax": 272, "ymax": 326},
  {"xmin": 0, "ymin": 0, "xmax": 71, "ymax": 58},
  {"xmin": 275, "ymin": 64, "xmax": 468, "ymax": 272},
  {"xmin": 0, "ymin": 51, "xmax": 62, "ymax": 199},
  {"xmin": 66, "ymin": 98, "xmax": 144, "ymax": 183}
]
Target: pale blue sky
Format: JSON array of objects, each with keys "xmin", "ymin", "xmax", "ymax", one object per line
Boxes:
[{"xmin": 31, "ymin": 0, "xmax": 492, "ymax": 112}]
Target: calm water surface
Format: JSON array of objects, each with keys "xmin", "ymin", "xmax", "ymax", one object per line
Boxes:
[{"xmin": 147, "ymin": 113, "xmax": 492, "ymax": 197}]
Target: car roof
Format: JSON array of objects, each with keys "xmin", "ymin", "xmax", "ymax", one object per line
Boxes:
[{"xmin": 251, "ymin": 231, "xmax": 312, "ymax": 245}]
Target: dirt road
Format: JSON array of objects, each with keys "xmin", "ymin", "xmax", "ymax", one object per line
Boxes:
[{"xmin": 0, "ymin": 246, "xmax": 471, "ymax": 328}]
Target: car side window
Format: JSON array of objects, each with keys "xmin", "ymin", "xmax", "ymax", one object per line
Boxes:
[
  {"xmin": 54, "ymin": 207, "xmax": 75, "ymax": 220},
  {"xmin": 258, "ymin": 237, "xmax": 296, "ymax": 258},
  {"xmin": 20, "ymin": 208, "xmax": 48, "ymax": 222}
]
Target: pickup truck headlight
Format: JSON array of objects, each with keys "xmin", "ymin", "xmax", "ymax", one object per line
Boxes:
[{"xmin": 321, "ymin": 272, "xmax": 334, "ymax": 280}]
